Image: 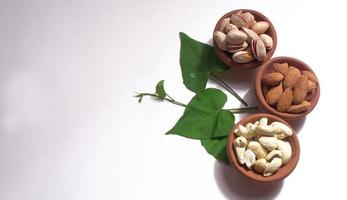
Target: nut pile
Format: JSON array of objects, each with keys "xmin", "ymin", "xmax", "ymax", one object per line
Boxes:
[
  {"xmin": 214, "ymin": 11, "xmax": 273, "ymax": 64},
  {"xmin": 233, "ymin": 118, "xmax": 292, "ymax": 177},
  {"xmin": 261, "ymin": 63, "xmax": 318, "ymax": 113}
]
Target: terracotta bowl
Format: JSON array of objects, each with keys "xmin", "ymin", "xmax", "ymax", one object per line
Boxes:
[
  {"xmin": 227, "ymin": 113, "xmax": 300, "ymax": 182},
  {"xmin": 255, "ymin": 56, "xmax": 320, "ymax": 120},
  {"xmin": 213, "ymin": 9, "xmax": 277, "ymax": 70}
]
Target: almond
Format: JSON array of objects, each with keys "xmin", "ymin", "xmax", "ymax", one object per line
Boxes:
[
  {"xmin": 266, "ymin": 83, "xmax": 283, "ymax": 105},
  {"xmin": 273, "ymin": 63, "xmax": 289, "ymax": 75},
  {"xmin": 277, "ymin": 88, "xmax": 293, "ymax": 112},
  {"xmin": 302, "ymin": 70, "xmax": 318, "ymax": 84},
  {"xmin": 283, "ymin": 67, "xmax": 301, "ymax": 89},
  {"xmin": 305, "ymin": 91, "xmax": 315, "ymax": 101},
  {"xmin": 287, "ymin": 101, "xmax": 311, "ymax": 113},
  {"xmin": 308, "ymin": 80, "xmax": 317, "ymax": 92},
  {"xmin": 262, "ymin": 85, "xmax": 270, "ymax": 97},
  {"xmin": 262, "ymin": 72, "xmax": 284, "ymax": 86},
  {"xmin": 293, "ymin": 75, "xmax": 309, "ymax": 104}
]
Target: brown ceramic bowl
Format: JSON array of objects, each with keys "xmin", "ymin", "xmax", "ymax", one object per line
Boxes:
[
  {"xmin": 213, "ymin": 9, "xmax": 277, "ymax": 70},
  {"xmin": 255, "ymin": 56, "xmax": 320, "ymax": 120},
  {"xmin": 227, "ymin": 113, "xmax": 300, "ymax": 182}
]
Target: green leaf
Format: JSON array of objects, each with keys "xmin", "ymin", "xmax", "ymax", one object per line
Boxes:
[
  {"xmin": 179, "ymin": 32, "xmax": 229, "ymax": 93},
  {"xmin": 167, "ymin": 88, "xmax": 235, "ymax": 139},
  {"xmin": 201, "ymin": 136, "xmax": 230, "ymax": 164},
  {"xmin": 155, "ymin": 80, "xmax": 166, "ymax": 99}
]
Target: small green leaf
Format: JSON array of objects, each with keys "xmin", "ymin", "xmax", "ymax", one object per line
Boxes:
[
  {"xmin": 179, "ymin": 32, "xmax": 229, "ymax": 93},
  {"xmin": 155, "ymin": 80, "xmax": 166, "ymax": 99},
  {"xmin": 167, "ymin": 88, "xmax": 235, "ymax": 139},
  {"xmin": 201, "ymin": 136, "xmax": 229, "ymax": 164}
]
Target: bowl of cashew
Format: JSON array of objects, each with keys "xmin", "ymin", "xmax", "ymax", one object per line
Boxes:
[{"xmin": 227, "ymin": 113, "xmax": 300, "ymax": 182}]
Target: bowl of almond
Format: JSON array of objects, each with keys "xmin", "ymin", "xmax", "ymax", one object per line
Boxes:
[
  {"xmin": 255, "ymin": 57, "xmax": 320, "ymax": 120},
  {"xmin": 213, "ymin": 9, "xmax": 277, "ymax": 69}
]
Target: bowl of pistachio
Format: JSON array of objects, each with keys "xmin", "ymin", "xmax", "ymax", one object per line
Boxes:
[{"xmin": 213, "ymin": 9, "xmax": 277, "ymax": 69}]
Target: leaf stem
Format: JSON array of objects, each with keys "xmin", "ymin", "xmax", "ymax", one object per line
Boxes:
[
  {"xmin": 210, "ymin": 73, "xmax": 248, "ymax": 107},
  {"xmin": 226, "ymin": 106, "xmax": 258, "ymax": 113},
  {"xmin": 135, "ymin": 92, "xmax": 258, "ymax": 113},
  {"xmin": 135, "ymin": 93, "xmax": 187, "ymax": 107}
]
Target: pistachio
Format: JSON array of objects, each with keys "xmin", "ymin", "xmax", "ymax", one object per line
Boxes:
[
  {"xmin": 242, "ymin": 12, "xmax": 256, "ymax": 27},
  {"xmin": 248, "ymin": 141, "xmax": 268, "ymax": 159},
  {"xmin": 259, "ymin": 34, "xmax": 273, "ymax": 50},
  {"xmin": 244, "ymin": 149, "xmax": 256, "ymax": 169},
  {"xmin": 225, "ymin": 23, "xmax": 239, "ymax": 33},
  {"xmin": 226, "ymin": 30, "xmax": 247, "ymax": 44},
  {"xmin": 213, "ymin": 31, "xmax": 227, "ymax": 51},
  {"xmin": 253, "ymin": 158, "xmax": 267, "ymax": 174},
  {"xmin": 263, "ymin": 157, "xmax": 282, "ymax": 176},
  {"xmin": 242, "ymin": 28, "xmax": 260, "ymax": 42},
  {"xmin": 232, "ymin": 51, "xmax": 255, "ymax": 63},
  {"xmin": 219, "ymin": 17, "xmax": 231, "ymax": 32},
  {"xmin": 251, "ymin": 21, "xmax": 270, "ymax": 34},
  {"xmin": 251, "ymin": 39, "xmax": 267, "ymax": 61},
  {"xmin": 230, "ymin": 11, "xmax": 249, "ymax": 28},
  {"xmin": 226, "ymin": 42, "xmax": 248, "ymax": 53}
]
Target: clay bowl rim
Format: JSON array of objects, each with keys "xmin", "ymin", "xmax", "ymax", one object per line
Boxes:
[
  {"xmin": 227, "ymin": 113, "xmax": 300, "ymax": 183},
  {"xmin": 213, "ymin": 9, "xmax": 278, "ymax": 70},
  {"xmin": 255, "ymin": 56, "xmax": 320, "ymax": 120}
]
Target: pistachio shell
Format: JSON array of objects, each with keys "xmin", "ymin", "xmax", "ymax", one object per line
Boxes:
[
  {"xmin": 259, "ymin": 34, "xmax": 273, "ymax": 50},
  {"xmin": 226, "ymin": 42, "xmax": 248, "ymax": 53},
  {"xmin": 251, "ymin": 21, "xmax": 270, "ymax": 34},
  {"xmin": 232, "ymin": 51, "xmax": 255, "ymax": 63},
  {"xmin": 242, "ymin": 12, "xmax": 255, "ymax": 27},
  {"xmin": 251, "ymin": 39, "xmax": 266, "ymax": 61},
  {"xmin": 213, "ymin": 31, "xmax": 227, "ymax": 50},
  {"xmin": 226, "ymin": 30, "xmax": 247, "ymax": 44},
  {"xmin": 225, "ymin": 23, "xmax": 239, "ymax": 33},
  {"xmin": 242, "ymin": 28, "xmax": 260, "ymax": 42},
  {"xmin": 230, "ymin": 12, "xmax": 248, "ymax": 28},
  {"xmin": 219, "ymin": 17, "xmax": 231, "ymax": 32}
]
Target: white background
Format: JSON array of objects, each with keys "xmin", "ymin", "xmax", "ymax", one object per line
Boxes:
[{"xmin": 0, "ymin": 0, "xmax": 341, "ymax": 199}]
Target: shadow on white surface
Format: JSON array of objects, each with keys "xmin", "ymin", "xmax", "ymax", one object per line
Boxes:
[
  {"xmin": 287, "ymin": 118, "xmax": 306, "ymax": 134},
  {"xmin": 214, "ymin": 161, "xmax": 283, "ymax": 200}
]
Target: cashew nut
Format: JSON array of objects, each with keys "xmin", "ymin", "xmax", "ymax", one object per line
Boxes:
[
  {"xmin": 258, "ymin": 136, "xmax": 278, "ymax": 151},
  {"xmin": 234, "ymin": 124, "xmax": 256, "ymax": 138},
  {"xmin": 271, "ymin": 122, "xmax": 293, "ymax": 139},
  {"xmin": 253, "ymin": 158, "xmax": 267, "ymax": 174},
  {"xmin": 263, "ymin": 157, "xmax": 282, "ymax": 177},
  {"xmin": 244, "ymin": 149, "xmax": 256, "ymax": 169},
  {"xmin": 259, "ymin": 117, "xmax": 268, "ymax": 126},
  {"xmin": 276, "ymin": 140, "xmax": 292, "ymax": 165},
  {"xmin": 247, "ymin": 141, "xmax": 268, "ymax": 159},
  {"xmin": 255, "ymin": 125, "xmax": 281, "ymax": 136},
  {"xmin": 233, "ymin": 136, "xmax": 248, "ymax": 164},
  {"xmin": 265, "ymin": 150, "xmax": 282, "ymax": 161}
]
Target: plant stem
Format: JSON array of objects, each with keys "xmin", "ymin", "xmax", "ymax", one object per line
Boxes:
[
  {"xmin": 135, "ymin": 92, "xmax": 258, "ymax": 113},
  {"xmin": 210, "ymin": 73, "xmax": 248, "ymax": 107},
  {"xmin": 135, "ymin": 93, "xmax": 187, "ymax": 107},
  {"xmin": 226, "ymin": 106, "xmax": 258, "ymax": 113}
]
